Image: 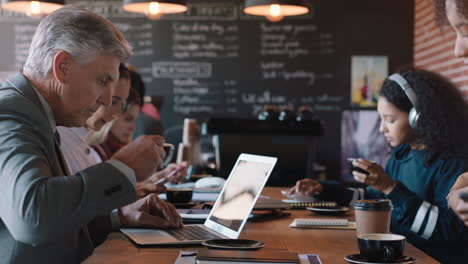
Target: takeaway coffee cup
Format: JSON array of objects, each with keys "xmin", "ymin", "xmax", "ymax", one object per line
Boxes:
[
  {"xmin": 166, "ymin": 188, "xmax": 193, "ymax": 204},
  {"xmin": 357, "ymin": 233, "xmax": 406, "ymax": 263},
  {"xmin": 354, "ymin": 199, "xmax": 392, "ymax": 236}
]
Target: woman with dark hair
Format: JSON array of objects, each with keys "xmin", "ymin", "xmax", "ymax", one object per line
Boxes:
[
  {"xmin": 89, "ymin": 87, "xmax": 187, "ymax": 199},
  {"xmin": 286, "ymin": 67, "xmax": 468, "ymax": 263},
  {"xmin": 90, "ymin": 88, "xmax": 143, "ymax": 161}
]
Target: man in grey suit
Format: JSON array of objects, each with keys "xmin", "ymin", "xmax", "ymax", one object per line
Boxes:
[{"xmin": 0, "ymin": 7, "xmax": 182, "ymax": 264}]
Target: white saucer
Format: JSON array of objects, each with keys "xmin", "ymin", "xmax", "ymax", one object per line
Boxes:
[{"xmin": 344, "ymin": 254, "xmax": 416, "ymax": 264}]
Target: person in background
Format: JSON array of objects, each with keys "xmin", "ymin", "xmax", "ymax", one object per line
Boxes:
[
  {"xmin": 125, "ymin": 66, "xmax": 164, "ymax": 138},
  {"xmin": 90, "ymin": 87, "xmax": 187, "ymax": 198},
  {"xmin": 434, "ymin": 0, "xmax": 468, "ymax": 228},
  {"xmin": 125, "ymin": 68, "xmax": 187, "ymax": 185},
  {"xmin": 0, "ymin": 7, "xmax": 181, "ymax": 264},
  {"xmin": 286, "ymin": 67, "xmax": 468, "ymax": 263}
]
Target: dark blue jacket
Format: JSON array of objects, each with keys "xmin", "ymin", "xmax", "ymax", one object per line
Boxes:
[{"xmin": 318, "ymin": 144, "xmax": 468, "ymax": 263}]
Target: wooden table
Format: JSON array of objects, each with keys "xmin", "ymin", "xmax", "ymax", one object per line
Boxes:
[{"xmin": 83, "ymin": 187, "xmax": 438, "ymax": 263}]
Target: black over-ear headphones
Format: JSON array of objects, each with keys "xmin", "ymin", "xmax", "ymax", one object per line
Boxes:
[{"xmin": 387, "ymin": 73, "xmax": 420, "ymax": 128}]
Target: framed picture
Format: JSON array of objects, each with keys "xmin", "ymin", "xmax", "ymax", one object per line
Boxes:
[
  {"xmin": 351, "ymin": 56, "xmax": 388, "ymax": 107},
  {"xmin": 341, "ymin": 109, "xmax": 391, "ymax": 182}
]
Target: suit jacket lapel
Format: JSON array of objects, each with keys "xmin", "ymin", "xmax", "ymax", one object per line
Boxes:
[
  {"xmin": 6, "ymin": 73, "xmax": 70, "ymax": 176},
  {"xmin": 6, "ymin": 73, "xmax": 48, "ymax": 120}
]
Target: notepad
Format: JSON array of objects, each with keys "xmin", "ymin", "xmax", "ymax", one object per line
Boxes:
[
  {"xmin": 298, "ymin": 254, "xmax": 323, "ymax": 264},
  {"xmin": 196, "ymin": 248, "xmax": 300, "ymax": 264},
  {"xmin": 254, "ymin": 200, "xmax": 337, "ymax": 210},
  {"xmin": 289, "ymin": 218, "xmax": 356, "ymax": 229}
]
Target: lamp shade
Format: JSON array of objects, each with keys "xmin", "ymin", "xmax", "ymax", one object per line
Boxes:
[
  {"xmin": 122, "ymin": 0, "xmax": 187, "ymax": 15},
  {"xmin": 244, "ymin": 0, "xmax": 309, "ymax": 17},
  {"xmin": 1, "ymin": 0, "xmax": 63, "ymax": 16}
]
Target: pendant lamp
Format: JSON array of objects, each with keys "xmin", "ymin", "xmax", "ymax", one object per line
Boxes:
[
  {"xmin": 244, "ymin": 0, "xmax": 309, "ymax": 22},
  {"xmin": 1, "ymin": 0, "xmax": 63, "ymax": 17},
  {"xmin": 122, "ymin": 0, "xmax": 187, "ymax": 20}
]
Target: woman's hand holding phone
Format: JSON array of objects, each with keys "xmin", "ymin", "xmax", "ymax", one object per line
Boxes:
[{"xmin": 351, "ymin": 158, "xmax": 396, "ymax": 195}]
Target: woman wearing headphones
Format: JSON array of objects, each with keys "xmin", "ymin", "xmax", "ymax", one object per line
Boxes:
[{"xmin": 287, "ymin": 67, "xmax": 468, "ymax": 263}]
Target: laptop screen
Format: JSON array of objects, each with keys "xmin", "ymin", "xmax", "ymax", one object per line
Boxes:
[{"xmin": 208, "ymin": 159, "xmax": 274, "ymax": 231}]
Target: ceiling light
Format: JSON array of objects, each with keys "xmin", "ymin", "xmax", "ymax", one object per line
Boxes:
[
  {"xmin": 1, "ymin": 0, "xmax": 64, "ymax": 17},
  {"xmin": 122, "ymin": 0, "xmax": 187, "ymax": 20},
  {"xmin": 244, "ymin": 0, "xmax": 309, "ymax": 22}
]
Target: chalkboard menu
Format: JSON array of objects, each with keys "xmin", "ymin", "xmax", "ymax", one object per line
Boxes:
[{"xmin": 0, "ymin": 0, "xmax": 414, "ymax": 179}]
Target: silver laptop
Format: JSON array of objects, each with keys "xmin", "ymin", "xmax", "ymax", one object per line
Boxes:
[{"xmin": 121, "ymin": 153, "xmax": 277, "ymax": 245}]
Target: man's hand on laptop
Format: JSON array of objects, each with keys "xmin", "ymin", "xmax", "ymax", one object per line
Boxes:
[{"xmin": 118, "ymin": 193, "xmax": 183, "ymax": 228}]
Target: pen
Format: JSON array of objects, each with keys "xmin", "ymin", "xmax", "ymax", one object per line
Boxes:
[{"xmin": 154, "ymin": 166, "xmax": 185, "ymax": 185}]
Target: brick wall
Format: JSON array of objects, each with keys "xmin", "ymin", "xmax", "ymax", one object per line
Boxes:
[{"xmin": 414, "ymin": 0, "xmax": 468, "ymax": 96}]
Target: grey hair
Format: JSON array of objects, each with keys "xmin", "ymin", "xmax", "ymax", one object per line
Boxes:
[{"xmin": 23, "ymin": 6, "xmax": 132, "ymax": 77}]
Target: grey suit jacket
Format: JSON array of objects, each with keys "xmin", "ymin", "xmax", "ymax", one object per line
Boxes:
[{"xmin": 0, "ymin": 73, "xmax": 136, "ymax": 264}]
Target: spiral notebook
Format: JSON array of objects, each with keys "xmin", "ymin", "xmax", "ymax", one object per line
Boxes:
[
  {"xmin": 254, "ymin": 200, "xmax": 337, "ymax": 210},
  {"xmin": 289, "ymin": 218, "xmax": 356, "ymax": 229}
]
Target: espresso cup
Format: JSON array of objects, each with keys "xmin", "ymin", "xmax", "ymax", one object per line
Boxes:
[
  {"xmin": 166, "ymin": 188, "xmax": 193, "ymax": 203},
  {"xmin": 162, "ymin": 143, "xmax": 175, "ymax": 167},
  {"xmin": 354, "ymin": 199, "xmax": 392, "ymax": 236},
  {"xmin": 358, "ymin": 233, "xmax": 406, "ymax": 263}
]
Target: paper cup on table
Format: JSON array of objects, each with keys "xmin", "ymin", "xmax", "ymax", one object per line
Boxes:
[{"xmin": 354, "ymin": 199, "xmax": 392, "ymax": 236}]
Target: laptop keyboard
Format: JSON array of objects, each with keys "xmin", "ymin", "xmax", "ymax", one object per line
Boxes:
[{"xmin": 166, "ymin": 225, "xmax": 222, "ymax": 241}]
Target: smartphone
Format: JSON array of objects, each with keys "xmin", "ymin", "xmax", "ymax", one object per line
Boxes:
[
  {"xmin": 347, "ymin": 158, "xmax": 370, "ymax": 175},
  {"xmin": 459, "ymin": 192, "xmax": 468, "ymax": 202}
]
